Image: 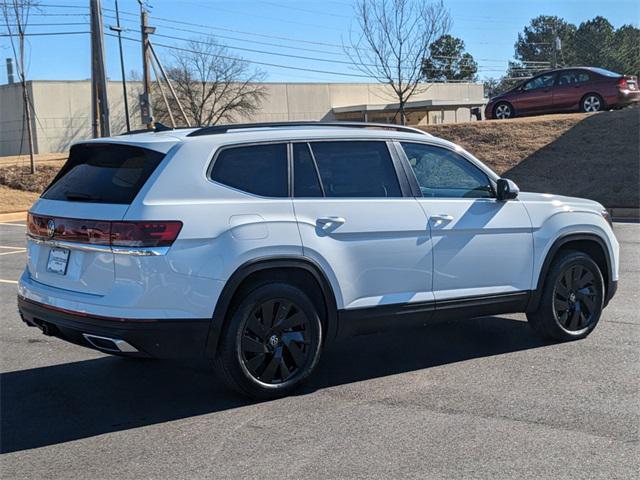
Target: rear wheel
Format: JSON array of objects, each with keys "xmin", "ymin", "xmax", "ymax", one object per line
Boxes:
[
  {"xmin": 581, "ymin": 93, "xmax": 604, "ymax": 113},
  {"xmin": 527, "ymin": 250, "xmax": 604, "ymax": 341},
  {"xmin": 214, "ymin": 283, "xmax": 323, "ymax": 399},
  {"xmin": 493, "ymin": 102, "xmax": 513, "ymax": 119}
]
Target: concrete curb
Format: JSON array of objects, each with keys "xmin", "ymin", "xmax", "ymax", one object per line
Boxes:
[
  {"xmin": 0, "ymin": 211, "xmax": 27, "ymax": 222},
  {"xmin": 608, "ymin": 208, "xmax": 640, "ymax": 222}
]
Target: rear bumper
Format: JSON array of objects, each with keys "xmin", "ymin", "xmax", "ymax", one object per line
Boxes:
[
  {"xmin": 610, "ymin": 90, "xmax": 640, "ymax": 107},
  {"xmin": 18, "ymin": 296, "xmax": 211, "ymax": 358}
]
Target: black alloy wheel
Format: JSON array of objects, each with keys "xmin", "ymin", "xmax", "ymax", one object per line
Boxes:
[
  {"xmin": 240, "ymin": 298, "xmax": 311, "ymax": 384},
  {"xmin": 553, "ymin": 264, "xmax": 599, "ymax": 333},
  {"xmin": 214, "ymin": 283, "xmax": 322, "ymax": 398},
  {"xmin": 527, "ymin": 250, "xmax": 604, "ymax": 342}
]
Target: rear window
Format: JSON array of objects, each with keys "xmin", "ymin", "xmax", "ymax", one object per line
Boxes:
[
  {"xmin": 309, "ymin": 141, "xmax": 401, "ymax": 198},
  {"xmin": 590, "ymin": 67, "xmax": 621, "ymax": 78},
  {"xmin": 43, "ymin": 143, "xmax": 165, "ymax": 204}
]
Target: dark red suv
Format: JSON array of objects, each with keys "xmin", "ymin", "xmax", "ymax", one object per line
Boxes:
[{"xmin": 485, "ymin": 67, "xmax": 639, "ymax": 120}]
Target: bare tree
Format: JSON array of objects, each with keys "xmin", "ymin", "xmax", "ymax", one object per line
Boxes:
[
  {"xmin": 346, "ymin": 0, "xmax": 451, "ymax": 125},
  {"xmin": 152, "ymin": 37, "xmax": 266, "ymax": 127},
  {"xmin": 2, "ymin": 0, "xmax": 39, "ymax": 172}
]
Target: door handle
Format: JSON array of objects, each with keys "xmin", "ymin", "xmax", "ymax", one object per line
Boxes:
[
  {"xmin": 317, "ymin": 216, "xmax": 346, "ymax": 227},
  {"xmin": 430, "ymin": 214, "xmax": 454, "ymax": 225}
]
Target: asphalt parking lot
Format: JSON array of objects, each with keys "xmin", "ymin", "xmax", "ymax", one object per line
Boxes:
[{"xmin": 0, "ymin": 220, "xmax": 638, "ymax": 479}]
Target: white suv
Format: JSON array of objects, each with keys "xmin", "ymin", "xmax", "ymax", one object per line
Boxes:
[{"xmin": 18, "ymin": 122, "xmax": 619, "ymax": 398}]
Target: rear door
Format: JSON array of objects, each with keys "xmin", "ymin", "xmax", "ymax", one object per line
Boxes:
[
  {"xmin": 513, "ymin": 72, "xmax": 557, "ymax": 114},
  {"xmin": 292, "ymin": 140, "xmax": 434, "ymax": 317},
  {"xmin": 553, "ymin": 70, "xmax": 591, "ymax": 110},
  {"xmin": 26, "ymin": 142, "xmax": 167, "ymax": 295}
]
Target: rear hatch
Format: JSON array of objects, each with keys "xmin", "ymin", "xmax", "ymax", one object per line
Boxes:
[{"xmin": 27, "ymin": 142, "xmax": 167, "ymax": 295}]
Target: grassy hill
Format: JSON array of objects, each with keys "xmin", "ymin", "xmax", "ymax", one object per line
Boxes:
[{"xmin": 419, "ymin": 107, "xmax": 640, "ymax": 208}]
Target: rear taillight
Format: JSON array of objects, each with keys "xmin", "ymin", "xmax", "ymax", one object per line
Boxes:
[
  {"xmin": 617, "ymin": 78, "xmax": 628, "ymax": 90},
  {"xmin": 111, "ymin": 221, "xmax": 183, "ymax": 247},
  {"xmin": 27, "ymin": 214, "xmax": 182, "ymax": 248}
]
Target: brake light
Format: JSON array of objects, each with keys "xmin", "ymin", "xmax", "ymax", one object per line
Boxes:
[
  {"xmin": 111, "ymin": 221, "xmax": 183, "ymax": 247},
  {"xmin": 27, "ymin": 214, "xmax": 182, "ymax": 248},
  {"xmin": 617, "ymin": 78, "xmax": 628, "ymax": 90}
]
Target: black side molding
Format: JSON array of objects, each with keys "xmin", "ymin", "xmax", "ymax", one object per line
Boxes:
[{"xmin": 338, "ymin": 291, "xmax": 530, "ymax": 337}]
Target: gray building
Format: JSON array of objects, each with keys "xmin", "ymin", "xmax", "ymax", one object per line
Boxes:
[{"xmin": 0, "ymin": 80, "xmax": 484, "ymax": 156}]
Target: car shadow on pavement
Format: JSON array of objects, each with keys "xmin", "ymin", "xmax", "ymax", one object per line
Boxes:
[{"xmin": 1, "ymin": 315, "xmax": 549, "ymax": 453}]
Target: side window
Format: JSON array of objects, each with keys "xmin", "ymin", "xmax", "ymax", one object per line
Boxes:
[
  {"xmin": 401, "ymin": 143, "xmax": 494, "ymax": 199},
  {"xmin": 210, "ymin": 143, "xmax": 288, "ymax": 197},
  {"xmin": 557, "ymin": 71, "xmax": 576, "ymax": 86},
  {"xmin": 576, "ymin": 71, "xmax": 590, "ymax": 83},
  {"xmin": 309, "ymin": 141, "xmax": 401, "ymax": 198},
  {"xmin": 558, "ymin": 71, "xmax": 590, "ymax": 86},
  {"xmin": 293, "ymin": 143, "xmax": 323, "ymax": 197},
  {"xmin": 523, "ymin": 73, "xmax": 556, "ymax": 91}
]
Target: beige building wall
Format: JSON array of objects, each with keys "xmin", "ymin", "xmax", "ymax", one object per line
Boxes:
[{"xmin": 0, "ymin": 80, "xmax": 484, "ymax": 156}]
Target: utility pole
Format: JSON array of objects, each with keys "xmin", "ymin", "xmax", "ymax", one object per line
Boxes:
[
  {"xmin": 138, "ymin": 0, "xmax": 155, "ymax": 129},
  {"xmin": 90, "ymin": 0, "xmax": 110, "ymax": 137},
  {"xmin": 109, "ymin": 0, "xmax": 130, "ymax": 132}
]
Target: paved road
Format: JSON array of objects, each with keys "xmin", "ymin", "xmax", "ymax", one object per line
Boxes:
[{"xmin": 1, "ymin": 221, "xmax": 638, "ymax": 479}]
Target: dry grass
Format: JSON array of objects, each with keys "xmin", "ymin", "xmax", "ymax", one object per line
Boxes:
[
  {"xmin": 0, "ymin": 185, "xmax": 40, "ymax": 214},
  {"xmin": 0, "ymin": 165, "xmax": 61, "ymax": 193}
]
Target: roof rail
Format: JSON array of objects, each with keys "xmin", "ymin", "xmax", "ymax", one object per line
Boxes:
[
  {"xmin": 185, "ymin": 121, "xmax": 429, "ymax": 137},
  {"xmin": 118, "ymin": 123, "xmax": 193, "ymax": 136}
]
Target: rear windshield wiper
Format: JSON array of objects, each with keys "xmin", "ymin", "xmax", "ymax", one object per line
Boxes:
[{"xmin": 64, "ymin": 191, "xmax": 103, "ymax": 202}]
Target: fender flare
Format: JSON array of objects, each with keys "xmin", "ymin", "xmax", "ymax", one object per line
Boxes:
[
  {"xmin": 203, "ymin": 256, "xmax": 339, "ymax": 359},
  {"xmin": 527, "ymin": 232, "xmax": 613, "ymax": 312}
]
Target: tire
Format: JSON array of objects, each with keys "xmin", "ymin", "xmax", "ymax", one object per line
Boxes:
[
  {"xmin": 527, "ymin": 250, "xmax": 605, "ymax": 342},
  {"xmin": 214, "ymin": 283, "xmax": 323, "ymax": 399},
  {"xmin": 580, "ymin": 93, "xmax": 604, "ymax": 113},
  {"xmin": 493, "ymin": 102, "xmax": 513, "ymax": 120}
]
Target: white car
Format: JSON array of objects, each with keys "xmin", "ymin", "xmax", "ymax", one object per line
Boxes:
[{"xmin": 18, "ymin": 122, "xmax": 619, "ymax": 398}]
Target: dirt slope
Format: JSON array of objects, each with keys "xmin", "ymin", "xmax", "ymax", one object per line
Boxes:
[{"xmin": 419, "ymin": 108, "xmax": 640, "ymax": 208}]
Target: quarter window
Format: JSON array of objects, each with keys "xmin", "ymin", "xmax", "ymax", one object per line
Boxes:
[
  {"xmin": 309, "ymin": 141, "xmax": 401, "ymax": 198},
  {"xmin": 401, "ymin": 143, "xmax": 494, "ymax": 198},
  {"xmin": 210, "ymin": 143, "xmax": 288, "ymax": 197}
]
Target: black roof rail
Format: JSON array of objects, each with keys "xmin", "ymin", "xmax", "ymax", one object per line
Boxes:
[
  {"xmin": 185, "ymin": 121, "xmax": 429, "ymax": 137},
  {"xmin": 118, "ymin": 123, "xmax": 194, "ymax": 136}
]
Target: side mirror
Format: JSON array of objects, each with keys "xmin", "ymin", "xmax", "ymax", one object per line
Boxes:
[{"xmin": 496, "ymin": 178, "xmax": 519, "ymax": 201}]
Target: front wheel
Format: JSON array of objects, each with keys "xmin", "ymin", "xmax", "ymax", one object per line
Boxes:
[
  {"xmin": 214, "ymin": 283, "xmax": 323, "ymax": 399},
  {"xmin": 493, "ymin": 102, "xmax": 513, "ymax": 119},
  {"xmin": 527, "ymin": 250, "xmax": 604, "ymax": 342}
]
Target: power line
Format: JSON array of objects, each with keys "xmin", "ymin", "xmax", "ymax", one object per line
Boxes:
[
  {"xmin": 0, "ymin": 31, "xmax": 90, "ymax": 36},
  {"xmin": 102, "ymin": 11, "xmax": 516, "ymax": 68},
  {"xmin": 107, "ymin": 32, "xmax": 374, "ymax": 79},
  {"xmin": 2, "ymin": 22, "xmax": 88, "ymax": 26}
]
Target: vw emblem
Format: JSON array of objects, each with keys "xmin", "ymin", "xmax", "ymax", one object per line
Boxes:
[{"xmin": 46, "ymin": 219, "xmax": 56, "ymax": 238}]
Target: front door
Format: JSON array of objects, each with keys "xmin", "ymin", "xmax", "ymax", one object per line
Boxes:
[
  {"xmin": 291, "ymin": 140, "xmax": 433, "ymax": 324},
  {"xmin": 514, "ymin": 72, "xmax": 557, "ymax": 114},
  {"xmin": 398, "ymin": 142, "xmax": 534, "ymax": 304}
]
